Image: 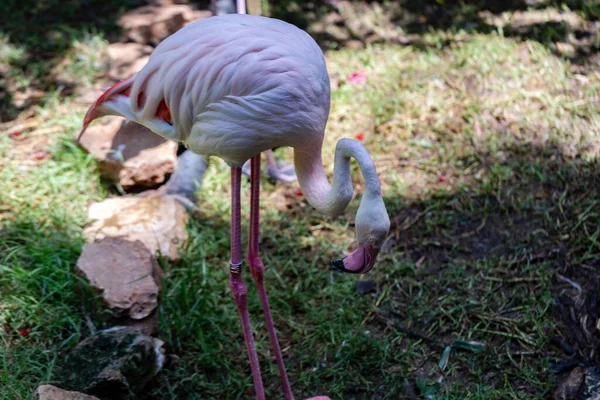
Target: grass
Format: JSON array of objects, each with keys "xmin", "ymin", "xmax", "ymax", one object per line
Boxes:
[{"xmin": 2, "ymin": 7, "xmax": 600, "ymax": 400}]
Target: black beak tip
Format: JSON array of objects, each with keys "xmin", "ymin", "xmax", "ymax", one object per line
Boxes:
[
  {"xmin": 331, "ymin": 257, "xmax": 365, "ymax": 274},
  {"xmin": 330, "ymin": 258, "xmax": 346, "ymax": 272}
]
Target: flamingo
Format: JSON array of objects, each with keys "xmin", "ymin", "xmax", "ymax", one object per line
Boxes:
[{"xmin": 77, "ymin": 14, "xmax": 390, "ymax": 400}]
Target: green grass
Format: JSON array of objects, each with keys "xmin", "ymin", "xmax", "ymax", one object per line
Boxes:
[{"xmin": 2, "ymin": 18, "xmax": 600, "ymax": 400}]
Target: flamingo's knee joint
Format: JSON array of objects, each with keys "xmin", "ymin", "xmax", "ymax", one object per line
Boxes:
[{"xmin": 230, "ymin": 261, "xmax": 243, "ymax": 275}]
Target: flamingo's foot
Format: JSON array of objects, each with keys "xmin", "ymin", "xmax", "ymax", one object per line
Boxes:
[
  {"xmin": 242, "ymin": 159, "xmax": 297, "ymax": 182},
  {"xmin": 266, "ymin": 160, "xmax": 297, "ymax": 182}
]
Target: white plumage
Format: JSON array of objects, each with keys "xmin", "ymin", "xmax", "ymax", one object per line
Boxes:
[{"xmin": 131, "ymin": 15, "xmax": 330, "ymax": 166}]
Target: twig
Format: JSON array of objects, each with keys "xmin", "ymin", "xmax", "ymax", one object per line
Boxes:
[{"xmin": 556, "ymin": 273, "xmax": 582, "ymax": 296}]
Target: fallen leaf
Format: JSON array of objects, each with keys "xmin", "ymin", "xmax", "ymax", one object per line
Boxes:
[
  {"xmin": 439, "ymin": 346, "xmax": 451, "ymax": 370},
  {"xmin": 31, "ymin": 151, "xmax": 49, "ymax": 161}
]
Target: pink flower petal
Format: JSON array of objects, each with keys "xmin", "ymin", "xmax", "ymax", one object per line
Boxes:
[{"xmin": 348, "ymin": 72, "xmax": 367, "ymax": 85}]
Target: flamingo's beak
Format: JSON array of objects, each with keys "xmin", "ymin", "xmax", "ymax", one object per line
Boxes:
[
  {"xmin": 76, "ymin": 74, "xmax": 136, "ymax": 145},
  {"xmin": 76, "ymin": 106, "xmax": 103, "ymax": 144},
  {"xmin": 331, "ymin": 241, "xmax": 379, "ymax": 274}
]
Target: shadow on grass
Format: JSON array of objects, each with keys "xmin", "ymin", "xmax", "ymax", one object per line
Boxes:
[
  {"xmin": 2, "ymin": 134, "xmax": 598, "ymax": 398},
  {"xmin": 368, "ymin": 140, "xmax": 600, "ymax": 396},
  {"xmin": 129, "ymin": 140, "xmax": 600, "ymax": 398},
  {"xmin": 0, "ymin": 0, "xmax": 145, "ymax": 121},
  {"xmin": 0, "ymin": 217, "xmax": 110, "ymax": 397},
  {"xmin": 269, "ymin": 0, "xmax": 599, "ymax": 61}
]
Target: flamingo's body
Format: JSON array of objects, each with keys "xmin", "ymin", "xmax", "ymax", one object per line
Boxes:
[{"xmin": 79, "ymin": 14, "xmax": 389, "ymax": 400}]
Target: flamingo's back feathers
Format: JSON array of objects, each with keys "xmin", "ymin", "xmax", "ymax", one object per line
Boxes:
[{"xmin": 131, "ymin": 14, "xmax": 331, "ymax": 165}]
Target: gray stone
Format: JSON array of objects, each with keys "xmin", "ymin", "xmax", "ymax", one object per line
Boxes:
[
  {"xmin": 138, "ymin": 149, "xmax": 208, "ymax": 211},
  {"xmin": 59, "ymin": 327, "xmax": 165, "ymax": 400}
]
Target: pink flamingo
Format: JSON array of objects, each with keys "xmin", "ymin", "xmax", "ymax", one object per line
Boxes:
[{"xmin": 78, "ymin": 14, "xmax": 389, "ymax": 400}]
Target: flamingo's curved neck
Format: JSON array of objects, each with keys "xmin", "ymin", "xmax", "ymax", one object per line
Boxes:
[{"xmin": 294, "ymin": 138, "xmax": 381, "ymax": 218}]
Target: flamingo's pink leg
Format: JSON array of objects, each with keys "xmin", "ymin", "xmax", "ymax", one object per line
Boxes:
[
  {"xmin": 229, "ymin": 166, "xmax": 265, "ymax": 400},
  {"xmin": 248, "ymin": 154, "xmax": 295, "ymax": 400}
]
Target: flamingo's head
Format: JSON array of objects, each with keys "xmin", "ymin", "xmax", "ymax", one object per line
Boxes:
[
  {"xmin": 76, "ymin": 75, "xmax": 139, "ymax": 144},
  {"xmin": 78, "ymin": 74, "xmax": 176, "ymax": 143},
  {"xmin": 331, "ymin": 190, "xmax": 390, "ymax": 274}
]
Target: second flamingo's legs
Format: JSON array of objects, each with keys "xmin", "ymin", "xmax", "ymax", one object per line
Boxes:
[
  {"xmin": 248, "ymin": 154, "xmax": 295, "ymax": 400},
  {"xmin": 241, "ymin": 150, "xmax": 297, "ymax": 183},
  {"xmin": 229, "ymin": 166, "xmax": 265, "ymax": 400}
]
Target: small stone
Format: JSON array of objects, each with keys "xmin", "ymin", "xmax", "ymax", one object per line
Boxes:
[
  {"xmin": 77, "ymin": 117, "xmax": 178, "ymax": 190},
  {"xmin": 138, "ymin": 149, "xmax": 208, "ymax": 211},
  {"xmin": 84, "ymin": 197, "xmax": 189, "ymax": 260},
  {"xmin": 113, "ymin": 309, "xmax": 159, "ymax": 336},
  {"xmin": 555, "ymin": 366, "xmax": 585, "ymax": 399},
  {"xmin": 118, "ymin": 5, "xmax": 211, "ymax": 45},
  {"xmin": 581, "ymin": 366, "xmax": 600, "ymax": 399},
  {"xmin": 345, "ymin": 40, "xmax": 363, "ymax": 50},
  {"xmin": 59, "ymin": 327, "xmax": 165, "ymax": 399},
  {"xmin": 556, "ymin": 42, "xmax": 576, "ymax": 58},
  {"xmin": 35, "ymin": 385, "xmax": 100, "ymax": 400},
  {"xmin": 77, "ymin": 238, "xmax": 161, "ymax": 319},
  {"xmin": 356, "ymin": 280, "xmax": 377, "ymax": 296},
  {"xmin": 106, "ymin": 43, "xmax": 153, "ymax": 81}
]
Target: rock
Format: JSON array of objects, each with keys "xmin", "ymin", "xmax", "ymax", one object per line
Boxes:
[
  {"xmin": 554, "ymin": 366, "xmax": 584, "ymax": 399},
  {"xmin": 246, "ymin": 0, "xmax": 262, "ymax": 16},
  {"xmin": 77, "ymin": 117, "xmax": 178, "ymax": 190},
  {"xmin": 345, "ymin": 40, "xmax": 363, "ymax": 50},
  {"xmin": 556, "ymin": 42, "xmax": 576, "ymax": 58},
  {"xmin": 77, "ymin": 238, "xmax": 162, "ymax": 319},
  {"xmin": 113, "ymin": 310, "xmax": 159, "ymax": 336},
  {"xmin": 106, "ymin": 43, "xmax": 153, "ymax": 81},
  {"xmin": 118, "ymin": 4, "xmax": 212, "ymax": 45},
  {"xmin": 139, "ymin": 149, "xmax": 208, "ymax": 210},
  {"xmin": 84, "ymin": 197, "xmax": 189, "ymax": 260},
  {"xmin": 582, "ymin": 367, "xmax": 600, "ymax": 400},
  {"xmin": 59, "ymin": 327, "xmax": 165, "ymax": 400},
  {"xmin": 74, "ymin": 88, "xmax": 105, "ymax": 105},
  {"xmin": 36, "ymin": 385, "xmax": 100, "ymax": 400}
]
